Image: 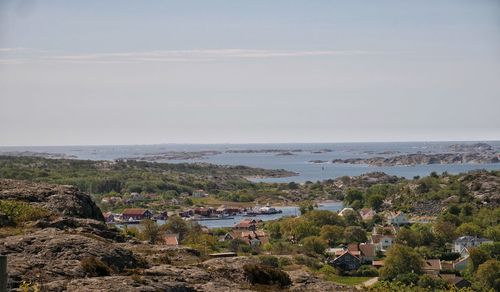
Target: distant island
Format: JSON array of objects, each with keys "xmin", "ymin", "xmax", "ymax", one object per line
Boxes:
[
  {"xmin": 307, "ymin": 143, "xmax": 499, "ymax": 166},
  {"xmin": 118, "ymin": 150, "xmax": 222, "ymax": 161},
  {"xmin": 0, "ymin": 151, "xmax": 77, "ymax": 159}
]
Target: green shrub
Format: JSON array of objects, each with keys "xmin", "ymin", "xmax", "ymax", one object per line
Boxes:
[
  {"xmin": 0, "ymin": 200, "xmax": 52, "ymax": 225},
  {"xmin": 259, "ymin": 255, "xmax": 279, "ymax": 268},
  {"xmin": 278, "ymin": 257, "xmax": 292, "ymax": 268},
  {"xmin": 243, "ymin": 263, "xmax": 291, "ymax": 287},
  {"xmin": 80, "ymin": 256, "xmax": 111, "ymax": 277},
  {"xmin": 351, "ymin": 265, "xmax": 379, "ymax": 277},
  {"xmin": 293, "ymin": 255, "xmax": 322, "ymax": 270}
]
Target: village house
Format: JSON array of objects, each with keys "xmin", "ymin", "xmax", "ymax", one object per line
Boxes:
[
  {"xmin": 328, "ymin": 250, "xmax": 361, "ymax": 271},
  {"xmin": 359, "ymin": 208, "xmax": 376, "ymax": 221},
  {"xmin": 348, "ymin": 243, "xmax": 376, "ymax": 264},
  {"xmin": 194, "ymin": 207, "xmax": 214, "ymax": 217},
  {"xmin": 122, "ymin": 208, "xmax": 153, "ymax": 221},
  {"xmin": 102, "ymin": 212, "xmax": 115, "ymax": 223},
  {"xmin": 224, "ymin": 230, "xmax": 269, "ymax": 246},
  {"xmin": 453, "ymin": 255, "xmax": 470, "ymax": 271},
  {"xmin": 163, "ymin": 234, "xmax": 179, "ymax": 247},
  {"xmin": 422, "ymin": 259, "xmax": 442, "ymax": 275},
  {"xmin": 215, "ymin": 205, "xmax": 242, "ymax": 215},
  {"xmin": 153, "ymin": 211, "xmax": 168, "ymax": 220},
  {"xmin": 372, "ymin": 260, "xmax": 384, "ymax": 269},
  {"xmin": 178, "ymin": 209, "xmax": 194, "ymax": 218},
  {"xmin": 233, "ymin": 219, "xmax": 262, "ymax": 230},
  {"xmin": 371, "ymin": 233, "xmax": 395, "ymax": 251},
  {"xmin": 438, "ymin": 274, "xmax": 471, "ymax": 289},
  {"xmin": 386, "ymin": 211, "xmax": 409, "ymax": 226},
  {"xmin": 452, "ymin": 236, "xmax": 493, "ymax": 253}
]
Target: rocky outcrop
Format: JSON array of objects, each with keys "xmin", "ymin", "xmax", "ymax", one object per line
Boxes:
[
  {"xmin": 0, "ymin": 179, "xmax": 104, "ymax": 221},
  {"xmin": 31, "ymin": 217, "xmax": 126, "ymax": 242},
  {"xmin": 0, "ymin": 228, "xmax": 143, "ymax": 289},
  {"xmin": 332, "ymin": 152, "xmax": 499, "ymax": 166}
]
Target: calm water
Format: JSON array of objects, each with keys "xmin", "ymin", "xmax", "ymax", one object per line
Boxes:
[
  {"xmin": 1, "ymin": 141, "xmax": 499, "ymax": 183},
  {"xmin": 169, "ymin": 201, "xmax": 343, "ymax": 229}
]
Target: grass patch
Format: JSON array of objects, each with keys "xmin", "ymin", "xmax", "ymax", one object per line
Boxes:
[
  {"xmin": 325, "ymin": 274, "xmax": 372, "ymax": 286},
  {"xmin": 0, "ymin": 200, "xmax": 53, "ymax": 225}
]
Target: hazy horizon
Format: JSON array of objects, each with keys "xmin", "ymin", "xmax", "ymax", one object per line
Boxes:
[
  {"xmin": 1, "ymin": 139, "xmax": 500, "ymax": 148},
  {"xmin": 1, "ymin": 0, "xmax": 499, "ymax": 146}
]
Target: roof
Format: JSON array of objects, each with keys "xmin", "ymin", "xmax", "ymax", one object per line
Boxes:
[
  {"xmin": 440, "ymin": 274, "xmax": 469, "ymax": 286},
  {"xmin": 359, "ymin": 243, "xmax": 376, "ymax": 257},
  {"xmin": 371, "ymin": 234, "xmax": 395, "ymax": 244},
  {"xmin": 454, "ymin": 236, "xmax": 491, "ymax": 243},
  {"xmin": 164, "ymin": 234, "xmax": 179, "ymax": 246},
  {"xmin": 122, "ymin": 208, "xmax": 149, "ymax": 216},
  {"xmin": 333, "ymin": 250, "xmax": 361, "ymax": 262},
  {"xmin": 422, "ymin": 259, "xmax": 441, "ymax": 271}
]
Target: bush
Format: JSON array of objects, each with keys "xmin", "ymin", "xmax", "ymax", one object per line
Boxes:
[
  {"xmin": 278, "ymin": 257, "xmax": 292, "ymax": 268},
  {"xmin": 243, "ymin": 263, "xmax": 291, "ymax": 287},
  {"xmin": 0, "ymin": 200, "xmax": 52, "ymax": 225},
  {"xmin": 81, "ymin": 256, "xmax": 111, "ymax": 277},
  {"xmin": 352, "ymin": 265, "xmax": 379, "ymax": 277},
  {"xmin": 293, "ymin": 255, "xmax": 322, "ymax": 270},
  {"xmin": 259, "ymin": 255, "xmax": 279, "ymax": 268}
]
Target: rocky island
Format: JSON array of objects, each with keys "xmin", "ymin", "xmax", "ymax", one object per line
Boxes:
[
  {"xmin": 331, "ymin": 152, "xmax": 499, "ymax": 166},
  {"xmin": 119, "ymin": 150, "xmax": 222, "ymax": 161}
]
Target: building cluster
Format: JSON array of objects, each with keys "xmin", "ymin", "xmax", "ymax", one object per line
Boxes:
[
  {"xmin": 327, "ymin": 209, "xmax": 492, "ymax": 289},
  {"xmin": 219, "ymin": 219, "xmax": 269, "ymax": 246}
]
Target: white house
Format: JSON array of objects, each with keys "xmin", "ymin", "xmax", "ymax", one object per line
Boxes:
[
  {"xmin": 453, "ymin": 236, "xmax": 493, "ymax": 253},
  {"xmin": 387, "ymin": 211, "xmax": 409, "ymax": 226},
  {"xmin": 371, "ymin": 234, "xmax": 395, "ymax": 251}
]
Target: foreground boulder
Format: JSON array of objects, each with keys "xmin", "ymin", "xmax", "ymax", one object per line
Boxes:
[
  {"xmin": 0, "ymin": 228, "xmax": 142, "ymax": 288},
  {"xmin": 0, "ymin": 179, "xmax": 104, "ymax": 221}
]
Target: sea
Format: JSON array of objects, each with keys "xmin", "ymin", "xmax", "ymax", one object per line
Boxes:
[{"xmin": 1, "ymin": 141, "xmax": 499, "ymax": 183}]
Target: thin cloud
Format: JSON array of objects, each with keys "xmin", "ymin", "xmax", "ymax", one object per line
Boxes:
[{"xmin": 0, "ymin": 48, "xmax": 405, "ymax": 64}]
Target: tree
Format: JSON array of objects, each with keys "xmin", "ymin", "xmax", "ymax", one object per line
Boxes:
[
  {"xmin": 298, "ymin": 201, "xmax": 314, "ymax": 215},
  {"xmin": 320, "ymin": 225, "xmax": 344, "ymax": 246},
  {"xmin": 343, "ymin": 226, "xmax": 367, "ymax": 243},
  {"xmin": 304, "ymin": 210, "xmax": 344, "ymax": 226},
  {"xmin": 468, "ymin": 247, "xmax": 490, "ymax": 272},
  {"xmin": 345, "ymin": 188, "xmax": 363, "ymax": 204},
  {"xmin": 456, "ymin": 222, "xmax": 482, "ymax": 237},
  {"xmin": 396, "ymin": 228, "xmax": 418, "ymax": 247},
  {"xmin": 163, "ymin": 215, "xmax": 188, "ymax": 240},
  {"xmin": 140, "ymin": 219, "xmax": 161, "ymax": 243},
  {"xmin": 380, "ymin": 244, "xmax": 423, "ymax": 280},
  {"xmin": 342, "ymin": 210, "xmax": 361, "ymax": 226},
  {"xmin": 433, "ymin": 220, "xmax": 456, "ymax": 243},
  {"xmin": 475, "ymin": 259, "xmax": 500, "ymax": 291},
  {"xmin": 367, "ymin": 194, "xmax": 384, "ymax": 211},
  {"xmin": 302, "ymin": 236, "xmax": 327, "ymax": 255}
]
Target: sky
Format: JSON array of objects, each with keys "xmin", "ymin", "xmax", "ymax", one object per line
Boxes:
[{"xmin": 0, "ymin": 0, "xmax": 499, "ymax": 146}]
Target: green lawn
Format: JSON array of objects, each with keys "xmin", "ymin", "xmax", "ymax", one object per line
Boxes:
[{"xmin": 326, "ymin": 275, "xmax": 372, "ymax": 286}]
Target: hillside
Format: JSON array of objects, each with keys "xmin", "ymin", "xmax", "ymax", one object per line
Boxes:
[{"xmin": 0, "ymin": 179, "xmax": 351, "ymax": 291}]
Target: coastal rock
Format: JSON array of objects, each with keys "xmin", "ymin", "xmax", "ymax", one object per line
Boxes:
[
  {"xmin": 31, "ymin": 217, "xmax": 126, "ymax": 242},
  {"xmin": 0, "ymin": 228, "xmax": 143, "ymax": 289},
  {"xmin": 0, "ymin": 179, "xmax": 104, "ymax": 221},
  {"xmin": 332, "ymin": 152, "xmax": 499, "ymax": 167}
]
